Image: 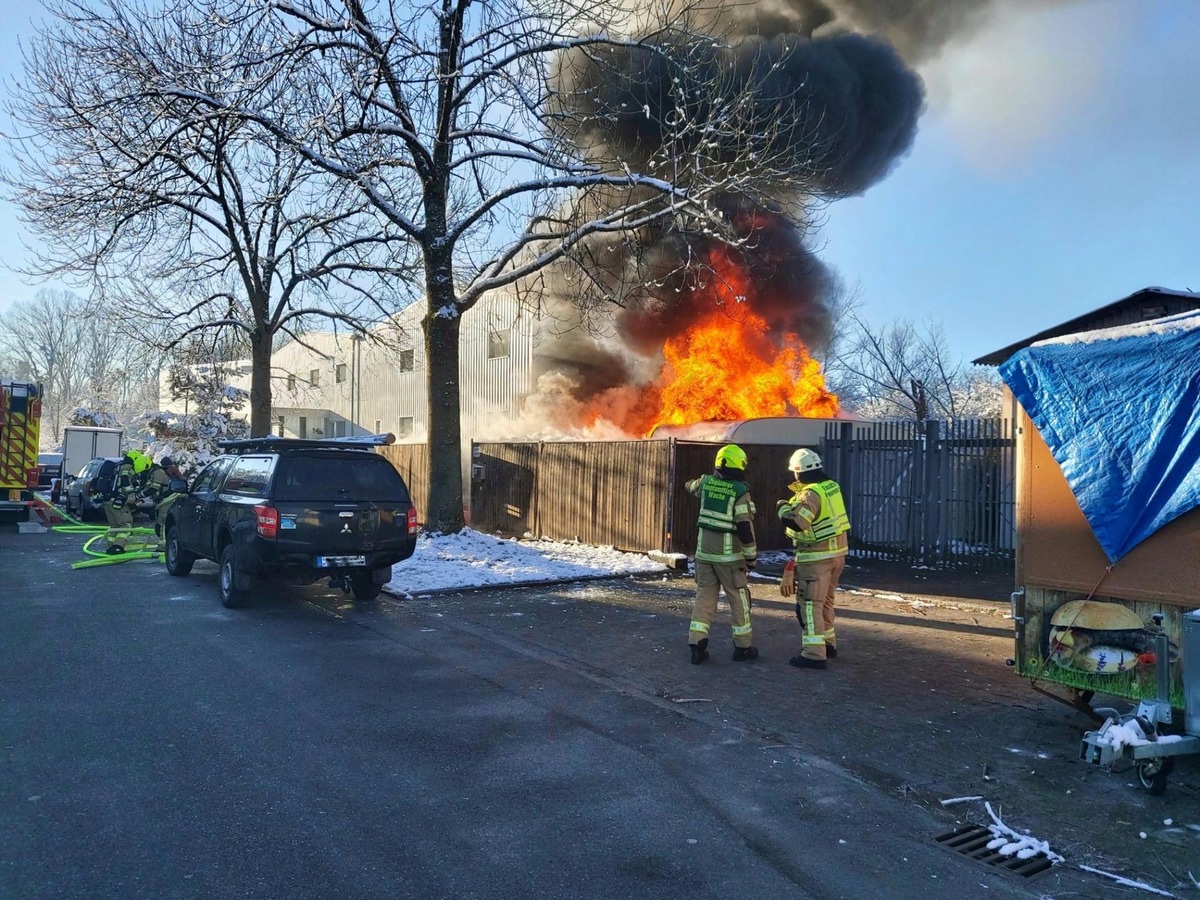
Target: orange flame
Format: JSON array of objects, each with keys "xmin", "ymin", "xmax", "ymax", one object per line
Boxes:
[
  {"xmin": 648, "ymin": 310, "xmax": 839, "ymax": 433},
  {"xmin": 581, "ymin": 244, "xmax": 839, "ymax": 435}
]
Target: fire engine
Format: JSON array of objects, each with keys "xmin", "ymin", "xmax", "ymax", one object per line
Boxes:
[{"xmin": 0, "ymin": 381, "xmax": 42, "ymax": 503}]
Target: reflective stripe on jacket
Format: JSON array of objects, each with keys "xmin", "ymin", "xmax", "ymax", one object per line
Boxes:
[
  {"xmin": 780, "ymin": 479, "xmax": 850, "ymax": 562},
  {"xmin": 687, "ymin": 474, "xmax": 757, "ymax": 565}
]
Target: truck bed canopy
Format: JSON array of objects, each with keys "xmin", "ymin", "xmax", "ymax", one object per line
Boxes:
[{"xmin": 1000, "ymin": 309, "xmax": 1200, "ymax": 563}]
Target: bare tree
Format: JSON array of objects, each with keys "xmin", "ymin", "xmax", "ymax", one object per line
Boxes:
[
  {"xmin": 0, "ymin": 289, "xmax": 161, "ymax": 442},
  {"xmin": 4, "ymin": 0, "xmax": 415, "ymax": 437},
  {"xmin": 831, "ymin": 311, "xmax": 1002, "ymax": 421},
  {"xmin": 138, "ymin": 0, "xmax": 843, "ymax": 531}
]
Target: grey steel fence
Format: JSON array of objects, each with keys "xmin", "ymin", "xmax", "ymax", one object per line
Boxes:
[{"xmin": 821, "ymin": 418, "xmax": 1015, "ymax": 570}]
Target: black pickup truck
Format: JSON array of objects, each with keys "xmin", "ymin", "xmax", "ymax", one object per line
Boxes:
[{"xmin": 163, "ymin": 438, "xmax": 420, "ymax": 607}]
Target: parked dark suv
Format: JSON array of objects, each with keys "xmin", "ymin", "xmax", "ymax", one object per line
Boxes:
[{"xmin": 163, "ymin": 438, "xmax": 420, "ymax": 607}]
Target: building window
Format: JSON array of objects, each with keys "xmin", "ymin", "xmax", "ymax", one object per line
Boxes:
[
  {"xmin": 398, "ymin": 349, "xmax": 415, "ymax": 372},
  {"xmin": 310, "ymin": 369, "xmax": 320, "ymax": 387},
  {"xmin": 397, "ymin": 417, "xmax": 414, "ymax": 438},
  {"xmin": 374, "ymin": 419, "xmax": 382, "ymax": 435},
  {"xmin": 286, "ymin": 374, "xmax": 296, "ymax": 392},
  {"xmin": 298, "ymin": 416, "xmax": 307, "ymax": 439},
  {"xmin": 336, "ymin": 363, "xmax": 347, "ymax": 384},
  {"xmin": 276, "ymin": 416, "xmax": 285, "ymax": 437},
  {"xmin": 334, "ymin": 420, "xmax": 347, "ymax": 438},
  {"xmin": 488, "ymin": 329, "xmax": 511, "ymax": 360}
]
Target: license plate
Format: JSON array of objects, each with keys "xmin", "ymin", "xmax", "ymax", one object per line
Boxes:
[{"xmin": 315, "ymin": 555, "xmax": 367, "ymax": 568}]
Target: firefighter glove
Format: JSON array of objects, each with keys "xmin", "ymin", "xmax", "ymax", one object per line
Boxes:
[
  {"xmin": 780, "ymin": 562, "xmax": 796, "ymax": 597},
  {"xmin": 745, "ymin": 557, "xmax": 757, "ymax": 572}
]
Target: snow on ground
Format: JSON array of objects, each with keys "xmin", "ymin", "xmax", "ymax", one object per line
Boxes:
[{"xmin": 385, "ymin": 529, "xmax": 669, "ymax": 597}]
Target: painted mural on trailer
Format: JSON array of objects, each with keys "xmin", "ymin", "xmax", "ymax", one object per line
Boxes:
[{"xmin": 1023, "ymin": 597, "xmax": 1185, "ymax": 709}]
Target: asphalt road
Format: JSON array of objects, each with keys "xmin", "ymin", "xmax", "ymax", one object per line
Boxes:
[{"xmin": 2, "ymin": 530, "xmax": 1060, "ymax": 900}]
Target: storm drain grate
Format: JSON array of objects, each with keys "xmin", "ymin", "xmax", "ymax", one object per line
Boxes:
[{"xmin": 934, "ymin": 824, "xmax": 1055, "ymax": 879}]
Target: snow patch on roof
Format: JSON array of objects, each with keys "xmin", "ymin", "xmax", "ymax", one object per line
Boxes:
[{"xmin": 1034, "ymin": 308, "xmax": 1200, "ymax": 347}]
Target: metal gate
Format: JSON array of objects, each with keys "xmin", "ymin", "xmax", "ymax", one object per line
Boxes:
[{"xmin": 822, "ymin": 419, "xmax": 1015, "ymax": 570}]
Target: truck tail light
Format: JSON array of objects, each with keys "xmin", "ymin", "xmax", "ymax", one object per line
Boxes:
[
  {"xmin": 255, "ymin": 504, "xmax": 279, "ymax": 540},
  {"xmin": 407, "ymin": 506, "xmax": 421, "ymax": 535},
  {"xmin": 26, "ymin": 468, "xmax": 39, "ymax": 488}
]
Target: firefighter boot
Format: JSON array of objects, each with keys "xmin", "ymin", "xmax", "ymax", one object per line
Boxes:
[
  {"xmin": 732, "ymin": 646, "xmax": 760, "ymax": 662},
  {"xmin": 788, "ymin": 654, "xmax": 827, "ymax": 670},
  {"xmin": 689, "ymin": 638, "xmax": 709, "ymax": 665}
]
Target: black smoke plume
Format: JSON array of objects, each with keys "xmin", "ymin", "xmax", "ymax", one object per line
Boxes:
[{"xmin": 530, "ymin": 4, "xmax": 936, "ymax": 422}]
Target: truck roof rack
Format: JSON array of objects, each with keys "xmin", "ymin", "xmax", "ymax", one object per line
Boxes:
[{"xmin": 217, "ymin": 433, "xmax": 398, "ymax": 454}]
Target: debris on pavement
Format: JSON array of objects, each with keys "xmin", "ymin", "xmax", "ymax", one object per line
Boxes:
[
  {"xmin": 939, "ymin": 796, "xmax": 983, "ymax": 807},
  {"xmin": 1077, "ymin": 865, "xmax": 1177, "ymax": 897}
]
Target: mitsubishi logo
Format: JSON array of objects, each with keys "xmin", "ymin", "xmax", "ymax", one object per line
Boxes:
[{"xmin": 340, "ymin": 522, "xmax": 352, "ymax": 534}]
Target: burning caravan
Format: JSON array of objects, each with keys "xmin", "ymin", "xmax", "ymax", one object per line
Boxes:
[
  {"xmin": 650, "ymin": 416, "xmax": 869, "ymax": 446},
  {"xmin": 977, "ymin": 289, "xmax": 1200, "ymax": 792}
]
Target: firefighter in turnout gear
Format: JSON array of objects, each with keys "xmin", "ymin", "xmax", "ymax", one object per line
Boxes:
[
  {"xmin": 777, "ymin": 448, "xmax": 850, "ymax": 669},
  {"xmin": 685, "ymin": 444, "xmax": 759, "ymax": 664},
  {"xmin": 100, "ymin": 451, "xmax": 148, "ymax": 554},
  {"xmin": 142, "ymin": 456, "xmax": 186, "ymax": 539}
]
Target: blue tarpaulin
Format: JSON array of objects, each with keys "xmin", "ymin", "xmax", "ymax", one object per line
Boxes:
[{"xmin": 999, "ymin": 310, "xmax": 1200, "ymax": 563}]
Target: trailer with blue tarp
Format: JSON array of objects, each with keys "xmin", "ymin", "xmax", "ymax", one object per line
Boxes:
[{"xmin": 996, "ymin": 308, "xmax": 1200, "ymax": 794}]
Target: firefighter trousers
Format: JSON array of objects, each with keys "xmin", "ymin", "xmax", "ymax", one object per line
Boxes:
[
  {"xmin": 795, "ymin": 555, "xmax": 846, "ymax": 661},
  {"xmin": 690, "ymin": 560, "xmax": 754, "ymax": 649},
  {"xmin": 155, "ymin": 493, "xmax": 182, "ymax": 535},
  {"xmin": 103, "ymin": 501, "xmax": 134, "ymax": 550}
]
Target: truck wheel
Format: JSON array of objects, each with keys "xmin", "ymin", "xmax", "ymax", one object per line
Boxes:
[
  {"xmin": 165, "ymin": 524, "xmax": 195, "ymax": 577},
  {"xmin": 1136, "ymin": 757, "xmax": 1173, "ymax": 796},
  {"xmin": 350, "ymin": 570, "xmax": 384, "ymax": 602},
  {"xmin": 219, "ymin": 544, "xmax": 249, "ymax": 609}
]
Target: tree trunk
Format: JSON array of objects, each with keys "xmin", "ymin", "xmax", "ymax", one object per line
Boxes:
[
  {"xmin": 423, "ymin": 301, "xmax": 465, "ymax": 534},
  {"xmin": 249, "ymin": 329, "xmax": 273, "ymax": 437}
]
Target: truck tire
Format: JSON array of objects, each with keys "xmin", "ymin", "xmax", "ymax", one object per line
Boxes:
[
  {"xmin": 165, "ymin": 524, "xmax": 195, "ymax": 577},
  {"xmin": 219, "ymin": 544, "xmax": 250, "ymax": 609},
  {"xmin": 350, "ymin": 570, "xmax": 385, "ymax": 602}
]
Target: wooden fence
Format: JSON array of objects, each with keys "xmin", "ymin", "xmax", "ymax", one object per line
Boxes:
[
  {"xmin": 471, "ymin": 440, "xmax": 672, "ymax": 551},
  {"xmin": 376, "ymin": 442, "xmax": 430, "ymax": 523},
  {"xmin": 470, "ymin": 439, "xmax": 806, "ymax": 555},
  {"xmin": 390, "ymin": 421, "xmax": 1015, "ymax": 571}
]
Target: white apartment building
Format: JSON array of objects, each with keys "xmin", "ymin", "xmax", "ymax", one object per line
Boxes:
[{"xmin": 160, "ymin": 293, "xmax": 541, "ymax": 441}]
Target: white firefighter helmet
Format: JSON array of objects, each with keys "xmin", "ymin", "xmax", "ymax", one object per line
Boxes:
[{"xmin": 788, "ymin": 448, "xmax": 822, "ymax": 474}]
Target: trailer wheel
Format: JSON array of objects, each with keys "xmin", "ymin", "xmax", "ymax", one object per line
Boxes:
[{"xmin": 1136, "ymin": 757, "xmax": 1173, "ymax": 796}]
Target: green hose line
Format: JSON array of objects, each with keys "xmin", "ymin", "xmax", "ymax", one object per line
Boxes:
[
  {"xmin": 75, "ymin": 530, "xmax": 162, "ymax": 563},
  {"xmin": 50, "ymin": 504, "xmax": 88, "ymax": 526},
  {"xmin": 71, "ymin": 552, "xmax": 163, "ymax": 570}
]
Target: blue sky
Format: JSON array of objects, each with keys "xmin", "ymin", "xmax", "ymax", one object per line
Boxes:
[
  {"xmin": 0, "ymin": 0, "xmax": 1196, "ymax": 365},
  {"xmin": 818, "ymin": 0, "xmax": 1200, "ymax": 361}
]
